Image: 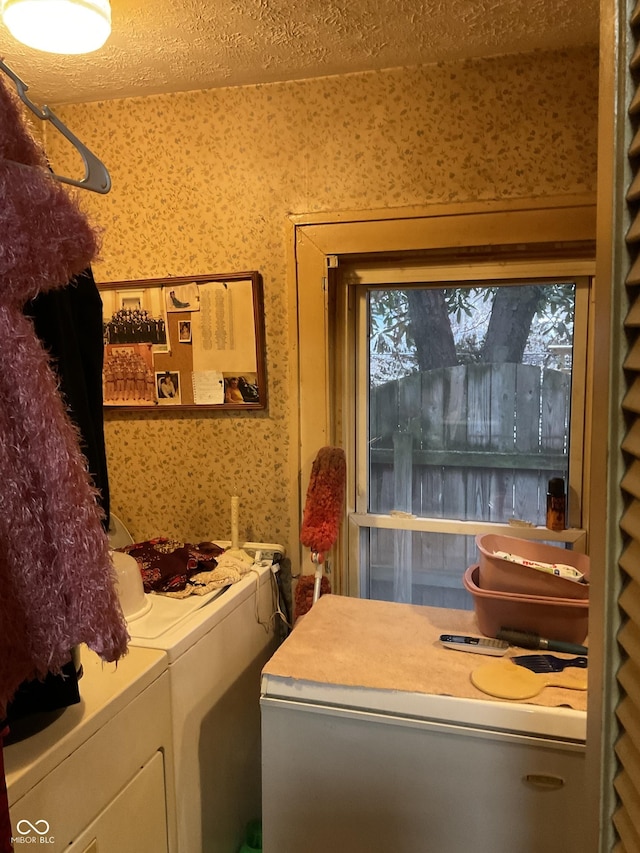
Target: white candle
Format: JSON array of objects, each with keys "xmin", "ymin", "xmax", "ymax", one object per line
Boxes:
[{"xmin": 230, "ymin": 495, "xmax": 239, "ymax": 549}]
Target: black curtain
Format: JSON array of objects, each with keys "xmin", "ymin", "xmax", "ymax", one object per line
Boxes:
[{"xmin": 24, "ymin": 266, "xmax": 110, "ymax": 525}]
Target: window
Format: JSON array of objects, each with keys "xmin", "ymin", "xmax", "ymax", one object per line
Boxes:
[
  {"xmin": 343, "ymin": 266, "xmax": 590, "ymax": 606},
  {"xmin": 291, "ymin": 199, "xmax": 596, "ymax": 600}
]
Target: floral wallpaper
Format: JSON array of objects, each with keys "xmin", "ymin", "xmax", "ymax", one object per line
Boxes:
[{"xmin": 43, "ymin": 47, "xmax": 598, "ymax": 560}]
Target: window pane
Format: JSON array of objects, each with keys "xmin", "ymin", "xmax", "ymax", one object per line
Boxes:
[
  {"xmin": 365, "ymin": 281, "xmax": 576, "ymax": 604},
  {"xmin": 366, "ymin": 528, "xmax": 476, "ymax": 609},
  {"xmin": 368, "ymin": 283, "xmax": 574, "ymax": 525}
]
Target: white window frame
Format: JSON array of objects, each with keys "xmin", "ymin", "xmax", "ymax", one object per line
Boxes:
[{"xmin": 346, "ymin": 267, "xmax": 591, "ymax": 599}]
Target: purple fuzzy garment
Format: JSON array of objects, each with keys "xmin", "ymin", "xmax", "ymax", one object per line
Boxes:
[{"xmin": 0, "ymin": 77, "xmax": 128, "ymax": 715}]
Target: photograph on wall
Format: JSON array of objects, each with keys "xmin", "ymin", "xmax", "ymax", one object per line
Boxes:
[
  {"xmin": 156, "ymin": 370, "xmax": 181, "ymax": 404},
  {"xmin": 101, "ymin": 287, "xmax": 168, "ymax": 352},
  {"xmin": 179, "ymin": 320, "xmax": 192, "ymax": 343},
  {"xmin": 164, "ymin": 282, "xmax": 200, "ymax": 313},
  {"xmin": 223, "ymin": 373, "xmax": 260, "ymax": 404},
  {"xmin": 103, "ymin": 344, "xmax": 157, "ymax": 405}
]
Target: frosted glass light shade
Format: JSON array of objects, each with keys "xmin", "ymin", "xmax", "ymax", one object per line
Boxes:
[{"xmin": 2, "ymin": 0, "xmax": 111, "ymax": 54}]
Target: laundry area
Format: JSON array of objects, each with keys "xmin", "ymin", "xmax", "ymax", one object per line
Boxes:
[
  {"xmin": 3, "ymin": 520, "xmax": 592, "ymax": 853},
  {"xmin": 4, "ymin": 533, "xmax": 287, "ymax": 853},
  {"xmin": 0, "ymin": 1, "xmax": 614, "ymax": 851}
]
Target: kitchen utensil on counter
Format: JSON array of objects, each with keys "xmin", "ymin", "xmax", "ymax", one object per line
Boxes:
[
  {"xmin": 513, "ymin": 654, "xmax": 588, "ymax": 673},
  {"xmin": 471, "ymin": 659, "xmax": 588, "ymax": 700},
  {"xmin": 496, "ymin": 628, "xmax": 588, "ymax": 656}
]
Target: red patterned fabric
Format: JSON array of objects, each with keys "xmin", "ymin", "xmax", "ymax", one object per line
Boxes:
[{"xmin": 118, "ymin": 539, "xmax": 224, "ymax": 593}]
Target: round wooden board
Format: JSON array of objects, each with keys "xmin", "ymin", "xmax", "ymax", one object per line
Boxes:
[{"xmin": 471, "ymin": 659, "xmax": 588, "ymax": 700}]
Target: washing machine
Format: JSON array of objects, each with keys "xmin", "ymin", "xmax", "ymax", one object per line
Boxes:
[{"xmin": 125, "ymin": 540, "xmax": 285, "ymax": 853}]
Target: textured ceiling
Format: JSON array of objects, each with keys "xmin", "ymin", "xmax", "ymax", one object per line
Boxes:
[{"xmin": 0, "ymin": 0, "xmax": 599, "ymax": 105}]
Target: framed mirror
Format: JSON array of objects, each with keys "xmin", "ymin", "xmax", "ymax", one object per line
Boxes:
[{"xmin": 99, "ymin": 271, "xmax": 266, "ymax": 411}]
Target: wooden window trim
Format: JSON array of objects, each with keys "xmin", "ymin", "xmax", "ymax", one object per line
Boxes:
[{"xmin": 289, "ymin": 194, "xmax": 596, "ymax": 585}]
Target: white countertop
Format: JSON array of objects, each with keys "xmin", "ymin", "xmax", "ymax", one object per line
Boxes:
[{"xmin": 5, "ymin": 644, "xmax": 167, "ymax": 805}]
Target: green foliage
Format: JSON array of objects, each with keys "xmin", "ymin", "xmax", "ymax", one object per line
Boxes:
[
  {"xmin": 370, "ymin": 290, "xmax": 413, "ymax": 352},
  {"xmin": 370, "ymin": 283, "xmax": 575, "ymax": 357},
  {"xmin": 535, "ymin": 283, "xmax": 575, "ymax": 343},
  {"xmin": 442, "ymin": 286, "xmax": 492, "ymax": 323}
]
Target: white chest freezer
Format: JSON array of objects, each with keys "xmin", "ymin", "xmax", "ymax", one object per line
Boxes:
[{"xmin": 260, "ymin": 595, "xmax": 588, "ymax": 853}]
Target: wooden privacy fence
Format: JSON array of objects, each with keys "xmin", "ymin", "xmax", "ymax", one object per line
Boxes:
[{"xmin": 368, "ymin": 363, "xmax": 570, "ymax": 604}]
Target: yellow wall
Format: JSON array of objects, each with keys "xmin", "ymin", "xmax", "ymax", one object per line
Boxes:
[{"xmin": 44, "ymin": 47, "xmax": 598, "ymax": 553}]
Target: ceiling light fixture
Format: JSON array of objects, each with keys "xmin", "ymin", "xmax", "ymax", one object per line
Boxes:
[{"xmin": 1, "ymin": 0, "xmax": 111, "ymax": 55}]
